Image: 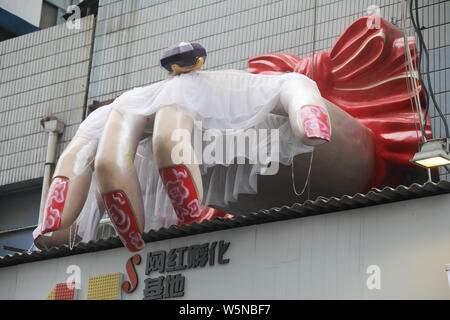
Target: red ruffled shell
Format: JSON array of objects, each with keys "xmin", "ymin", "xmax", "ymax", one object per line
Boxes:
[{"xmin": 247, "ymin": 15, "xmax": 432, "ymax": 188}]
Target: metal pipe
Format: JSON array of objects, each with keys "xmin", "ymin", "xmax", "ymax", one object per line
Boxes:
[{"xmin": 38, "ymin": 117, "xmax": 65, "ymax": 225}]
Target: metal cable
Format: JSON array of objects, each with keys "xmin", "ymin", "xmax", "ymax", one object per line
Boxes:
[
  {"xmin": 410, "ymin": 0, "xmax": 450, "ymax": 138},
  {"xmin": 291, "ymin": 0, "xmax": 318, "ymax": 199},
  {"xmin": 410, "ymin": 0, "xmax": 430, "ymax": 119},
  {"xmin": 402, "ymin": 0, "xmax": 428, "ymax": 142},
  {"xmin": 292, "ymin": 150, "xmax": 314, "ymax": 197}
]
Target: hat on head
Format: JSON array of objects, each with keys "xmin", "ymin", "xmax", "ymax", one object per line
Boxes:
[{"xmin": 160, "ymin": 42, "xmax": 207, "ymax": 75}]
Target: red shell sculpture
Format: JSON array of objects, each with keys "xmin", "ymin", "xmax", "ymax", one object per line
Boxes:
[{"xmin": 247, "ymin": 15, "xmax": 432, "ymax": 189}]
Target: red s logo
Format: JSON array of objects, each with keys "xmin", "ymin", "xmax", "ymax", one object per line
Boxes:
[{"xmin": 122, "ymin": 254, "xmax": 141, "ymax": 293}]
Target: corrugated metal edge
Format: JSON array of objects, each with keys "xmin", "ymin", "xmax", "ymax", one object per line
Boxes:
[{"xmin": 1, "ymin": 180, "xmax": 450, "ymax": 267}]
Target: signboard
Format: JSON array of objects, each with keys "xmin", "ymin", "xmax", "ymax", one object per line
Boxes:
[
  {"xmin": 142, "ymin": 240, "xmax": 230, "ymax": 300},
  {"xmin": 45, "ymin": 239, "xmax": 231, "ymax": 300}
]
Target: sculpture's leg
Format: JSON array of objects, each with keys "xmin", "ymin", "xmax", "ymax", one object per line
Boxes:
[
  {"xmin": 39, "ymin": 136, "xmax": 96, "ymax": 234},
  {"xmin": 280, "ymin": 78, "xmax": 332, "ymax": 146},
  {"xmin": 34, "ymin": 182, "xmax": 106, "ymax": 250},
  {"xmin": 95, "ymin": 109, "xmax": 147, "ymax": 252},
  {"xmin": 34, "ymin": 226, "xmax": 82, "ymax": 249},
  {"xmin": 33, "ymin": 136, "xmax": 96, "ymax": 249},
  {"xmin": 152, "ymin": 105, "xmax": 205, "ymax": 224}
]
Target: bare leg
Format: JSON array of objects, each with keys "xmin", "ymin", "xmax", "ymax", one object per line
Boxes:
[
  {"xmin": 38, "ymin": 136, "xmax": 96, "ymax": 233},
  {"xmin": 153, "ymin": 105, "xmax": 205, "ymax": 224},
  {"xmin": 95, "ymin": 109, "xmax": 147, "ymax": 252},
  {"xmin": 34, "ymin": 225, "xmax": 82, "ymax": 249},
  {"xmin": 34, "ymin": 136, "xmax": 97, "ymax": 248}
]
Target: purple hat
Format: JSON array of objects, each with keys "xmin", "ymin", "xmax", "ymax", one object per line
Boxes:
[{"xmin": 160, "ymin": 42, "xmax": 207, "ymax": 73}]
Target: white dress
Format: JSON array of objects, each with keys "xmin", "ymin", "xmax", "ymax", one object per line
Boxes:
[{"xmin": 74, "ymin": 70, "xmax": 316, "ymax": 242}]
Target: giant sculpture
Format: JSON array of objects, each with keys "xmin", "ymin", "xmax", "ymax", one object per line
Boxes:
[{"xmin": 33, "ymin": 15, "xmax": 431, "ymax": 252}]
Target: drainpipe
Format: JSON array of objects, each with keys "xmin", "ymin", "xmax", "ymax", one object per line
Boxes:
[{"xmin": 38, "ymin": 116, "xmax": 65, "ymax": 225}]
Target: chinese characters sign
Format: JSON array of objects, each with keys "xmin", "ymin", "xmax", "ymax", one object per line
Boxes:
[{"xmin": 143, "ymin": 240, "xmax": 230, "ymax": 300}]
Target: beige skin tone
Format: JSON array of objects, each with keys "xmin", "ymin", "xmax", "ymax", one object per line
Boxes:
[
  {"xmin": 94, "ymin": 109, "xmax": 148, "ymax": 231},
  {"xmin": 35, "ymin": 70, "xmax": 372, "ymax": 249},
  {"xmin": 34, "ymin": 226, "xmax": 82, "ymax": 249},
  {"xmin": 50, "ymin": 136, "xmax": 94, "ymax": 228},
  {"xmin": 152, "ymin": 105, "xmax": 204, "ymax": 201},
  {"xmin": 35, "ymin": 136, "xmax": 93, "ymax": 249},
  {"xmin": 219, "ymin": 98, "xmax": 375, "ymax": 215}
]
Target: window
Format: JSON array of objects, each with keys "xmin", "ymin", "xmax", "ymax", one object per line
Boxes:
[
  {"xmin": 39, "ymin": 0, "xmax": 83, "ymax": 29},
  {"xmin": 0, "ymin": 182, "xmax": 42, "ymax": 256},
  {"xmin": 39, "ymin": 1, "xmax": 58, "ymax": 29}
]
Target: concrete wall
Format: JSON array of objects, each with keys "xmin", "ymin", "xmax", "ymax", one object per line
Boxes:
[
  {"xmin": 1, "ymin": 193, "xmax": 450, "ymax": 299},
  {"xmin": 422, "ymin": 1, "xmax": 450, "ymax": 181},
  {"xmin": 87, "ymin": 0, "xmax": 418, "ymax": 104},
  {"xmin": 0, "ymin": 15, "xmax": 94, "ymax": 186}
]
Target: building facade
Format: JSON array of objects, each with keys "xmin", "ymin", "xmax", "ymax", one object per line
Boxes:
[
  {"xmin": 0, "ymin": 0, "xmax": 82, "ymax": 33},
  {"xmin": 1, "ymin": 182, "xmax": 450, "ymax": 299}
]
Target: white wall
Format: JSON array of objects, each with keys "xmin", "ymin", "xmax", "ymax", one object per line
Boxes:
[
  {"xmin": 0, "ymin": 0, "xmax": 43, "ymax": 27},
  {"xmin": 1, "ymin": 193, "xmax": 450, "ymax": 300},
  {"xmin": 0, "ymin": 15, "xmax": 95, "ymax": 186}
]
